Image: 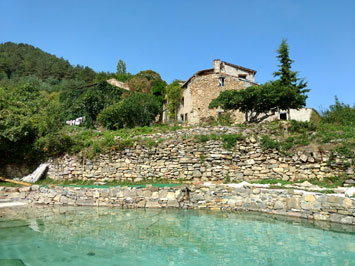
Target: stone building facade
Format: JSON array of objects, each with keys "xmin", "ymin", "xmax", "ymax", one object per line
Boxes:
[{"xmin": 164, "ymin": 60, "xmax": 258, "ymax": 124}]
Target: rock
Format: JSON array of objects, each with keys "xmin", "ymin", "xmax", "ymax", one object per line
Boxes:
[
  {"xmin": 252, "ymin": 188, "xmax": 260, "ymax": 194},
  {"xmin": 300, "ymin": 154, "xmax": 308, "ymax": 162},
  {"xmin": 273, "ymin": 168, "xmax": 284, "ymax": 173},
  {"xmin": 167, "ymin": 199, "xmax": 179, "ymax": 207},
  {"xmin": 345, "ymin": 187, "xmax": 355, "ymax": 197},
  {"xmin": 343, "ymin": 198, "xmax": 353, "ymax": 208},
  {"xmin": 282, "ymin": 175, "xmax": 290, "ymax": 181},
  {"xmin": 286, "ymin": 198, "xmax": 300, "ymax": 209},
  {"xmin": 249, "ymin": 137, "xmax": 257, "ymax": 143},
  {"xmin": 304, "ymin": 194, "xmax": 316, "ymax": 202},
  {"xmin": 167, "ymin": 192, "xmax": 176, "ymax": 200},
  {"xmin": 346, "ymin": 168, "xmax": 354, "ymax": 175},
  {"xmin": 274, "ymin": 201, "xmax": 284, "ymax": 209},
  {"xmin": 246, "ymin": 159, "xmax": 255, "ymax": 165},
  {"xmin": 300, "ymin": 181, "xmax": 312, "ymax": 187},
  {"xmin": 193, "ymin": 170, "xmax": 202, "ymax": 178},
  {"xmin": 227, "ymin": 181, "xmax": 250, "ymax": 188},
  {"xmin": 344, "ymin": 179, "xmax": 355, "ymax": 185}
]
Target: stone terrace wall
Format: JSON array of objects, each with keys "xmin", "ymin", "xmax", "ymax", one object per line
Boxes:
[
  {"xmin": 46, "ymin": 127, "xmax": 345, "ymax": 182},
  {"xmin": 1, "ymin": 184, "xmax": 354, "ymax": 225}
]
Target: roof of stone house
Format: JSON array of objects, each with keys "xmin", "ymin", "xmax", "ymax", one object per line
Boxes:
[
  {"xmin": 182, "ymin": 61, "xmax": 257, "ymax": 88},
  {"xmin": 181, "ymin": 69, "xmax": 214, "ymax": 88},
  {"xmin": 223, "ymin": 62, "xmax": 257, "ymax": 75}
]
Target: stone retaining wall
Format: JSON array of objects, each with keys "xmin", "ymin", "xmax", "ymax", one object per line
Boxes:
[
  {"xmin": 1, "ymin": 184, "xmax": 354, "ymax": 225},
  {"xmin": 1, "ymin": 127, "xmax": 349, "ymax": 182}
]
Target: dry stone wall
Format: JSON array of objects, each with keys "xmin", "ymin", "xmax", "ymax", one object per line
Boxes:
[
  {"xmin": 1, "ymin": 184, "xmax": 354, "ymax": 225},
  {"xmin": 46, "ymin": 127, "xmax": 345, "ymax": 182}
]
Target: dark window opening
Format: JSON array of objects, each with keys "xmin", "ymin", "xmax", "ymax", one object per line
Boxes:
[
  {"xmin": 280, "ymin": 113, "xmax": 287, "ymax": 120},
  {"xmin": 185, "ymin": 113, "xmax": 188, "ymax": 121},
  {"xmin": 219, "ymin": 77, "xmax": 225, "ymax": 87},
  {"xmin": 180, "ymin": 114, "xmax": 184, "ymax": 121},
  {"xmin": 239, "ymin": 74, "xmax": 247, "ymax": 79},
  {"xmin": 181, "ymin": 97, "xmax": 184, "ymax": 106}
]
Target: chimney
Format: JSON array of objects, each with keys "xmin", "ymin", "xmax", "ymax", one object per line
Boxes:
[{"xmin": 213, "ymin": 59, "xmax": 221, "ymax": 73}]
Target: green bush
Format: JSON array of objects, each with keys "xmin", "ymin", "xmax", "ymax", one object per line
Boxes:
[
  {"xmin": 97, "ymin": 93, "xmax": 161, "ymax": 130},
  {"xmin": 221, "ymin": 134, "xmax": 244, "ymax": 149},
  {"xmin": 289, "ymin": 120, "xmax": 317, "ymax": 133},
  {"xmin": 282, "ymin": 136, "xmax": 294, "ymax": 150},
  {"xmin": 194, "ymin": 134, "xmax": 210, "ymax": 143},
  {"xmin": 34, "ymin": 133, "xmax": 75, "ymax": 157},
  {"xmin": 217, "ymin": 112, "xmax": 233, "ymax": 126},
  {"xmin": 261, "ymin": 135, "xmax": 280, "ymax": 151},
  {"xmin": 322, "ymin": 97, "xmax": 355, "ymax": 125}
]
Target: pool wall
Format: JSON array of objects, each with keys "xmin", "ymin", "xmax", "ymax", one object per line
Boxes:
[{"xmin": 1, "ymin": 184, "xmax": 354, "ymax": 225}]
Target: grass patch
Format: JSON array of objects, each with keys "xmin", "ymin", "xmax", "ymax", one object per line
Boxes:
[
  {"xmin": 250, "ymin": 179, "xmax": 293, "ymax": 185},
  {"xmin": 193, "ymin": 133, "xmax": 244, "ymax": 149},
  {"xmin": 0, "ymin": 181, "xmax": 22, "ymax": 187},
  {"xmin": 300, "ymin": 175, "xmax": 349, "ymax": 188},
  {"xmin": 35, "ymin": 177, "xmax": 186, "ymax": 187},
  {"xmin": 221, "ymin": 133, "xmax": 244, "ymax": 149}
]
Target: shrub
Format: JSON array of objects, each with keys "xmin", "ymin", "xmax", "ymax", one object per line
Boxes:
[
  {"xmin": 97, "ymin": 93, "xmax": 161, "ymax": 129},
  {"xmin": 194, "ymin": 135, "xmax": 210, "ymax": 143},
  {"xmin": 289, "ymin": 120, "xmax": 317, "ymax": 133},
  {"xmin": 221, "ymin": 134, "xmax": 244, "ymax": 149},
  {"xmin": 261, "ymin": 135, "xmax": 280, "ymax": 151},
  {"xmin": 217, "ymin": 112, "xmax": 233, "ymax": 126},
  {"xmin": 282, "ymin": 136, "xmax": 294, "ymax": 150},
  {"xmin": 34, "ymin": 133, "xmax": 75, "ymax": 157},
  {"xmin": 322, "ymin": 97, "xmax": 355, "ymax": 125}
]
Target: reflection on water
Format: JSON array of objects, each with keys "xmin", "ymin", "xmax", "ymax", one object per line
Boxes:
[{"xmin": 0, "ymin": 206, "xmax": 354, "ymax": 266}]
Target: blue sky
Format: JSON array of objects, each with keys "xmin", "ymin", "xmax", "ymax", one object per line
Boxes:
[{"xmin": 1, "ymin": 0, "xmax": 354, "ymax": 110}]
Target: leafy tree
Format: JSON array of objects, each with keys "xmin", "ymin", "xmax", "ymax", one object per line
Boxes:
[
  {"xmin": 127, "ymin": 76, "xmax": 151, "ymax": 93},
  {"xmin": 0, "ymin": 82, "xmax": 65, "ymax": 163},
  {"xmin": 209, "ymin": 40, "xmax": 309, "ymax": 122},
  {"xmin": 116, "ymin": 59, "xmax": 127, "ymax": 75},
  {"xmin": 97, "ymin": 93, "xmax": 160, "ymax": 129},
  {"xmin": 95, "ymin": 71, "xmax": 116, "ymax": 83},
  {"xmin": 166, "ymin": 80, "xmax": 182, "ymax": 120},
  {"xmin": 60, "ymin": 81, "xmax": 125, "ymax": 123},
  {"xmin": 115, "ymin": 59, "xmax": 133, "ymax": 82},
  {"xmin": 322, "ymin": 97, "xmax": 355, "ymax": 125}
]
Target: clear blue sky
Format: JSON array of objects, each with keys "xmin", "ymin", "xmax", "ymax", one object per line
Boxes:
[{"xmin": 1, "ymin": 0, "xmax": 354, "ymax": 111}]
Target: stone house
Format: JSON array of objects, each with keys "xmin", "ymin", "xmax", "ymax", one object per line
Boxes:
[
  {"xmin": 163, "ymin": 59, "xmax": 258, "ymax": 124},
  {"xmin": 163, "ymin": 59, "xmax": 316, "ymax": 124}
]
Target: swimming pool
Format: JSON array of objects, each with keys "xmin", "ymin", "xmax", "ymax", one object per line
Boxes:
[{"xmin": 0, "ymin": 206, "xmax": 354, "ymax": 265}]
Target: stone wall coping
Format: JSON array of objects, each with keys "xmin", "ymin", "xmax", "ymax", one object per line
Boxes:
[{"xmin": 1, "ymin": 183, "xmax": 354, "ymax": 225}]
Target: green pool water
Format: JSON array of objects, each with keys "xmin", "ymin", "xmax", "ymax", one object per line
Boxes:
[{"xmin": 0, "ymin": 206, "xmax": 354, "ymax": 266}]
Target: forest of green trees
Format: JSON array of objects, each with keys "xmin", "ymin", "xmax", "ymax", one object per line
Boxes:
[{"xmin": 0, "ymin": 42, "xmax": 180, "ymax": 164}]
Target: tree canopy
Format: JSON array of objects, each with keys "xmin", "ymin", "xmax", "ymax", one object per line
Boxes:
[
  {"xmin": 0, "ymin": 42, "xmax": 96, "ymax": 83},
  {"xmin": 97, "ymin": 93, "xmax": 161, "ymax": 129},
  {"xmin": 166, "ymin": 80, "xmax": 182, "ymax": 120}
]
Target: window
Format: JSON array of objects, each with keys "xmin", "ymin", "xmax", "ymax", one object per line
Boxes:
[
  {"xmin": 181, "ymin": 97, "xmax": 184, "ymax": 106},
  {"xmin": 239, "ymin": 74, "xmax": 247, "ymax": 79},
  {"xmin": 280, "ymin": 113, "xmax": 287, "ymax": 120},
  {"xmin": 180, "ymin": 114, "xmax": 184, "ymax": 121},
  {"xmin": 219, "ymin": 77, "xmax": 225, "ymax": 87},
  {"xmin": 185, "ymin": 113, "xmax": 188, "ymax": 121}
]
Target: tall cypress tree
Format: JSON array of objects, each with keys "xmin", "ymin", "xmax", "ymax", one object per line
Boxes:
[{"xmin": 273, "ymin": 39, "xmax": 309, "ymax": 111}]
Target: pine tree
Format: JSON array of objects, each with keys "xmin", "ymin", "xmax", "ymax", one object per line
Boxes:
[
  {"xmin": 273, "ymin": 39, "xmax": 308, "ymax": 94},
  {"xmin": 273, "ymin": 39, "xmax": 309, "ymax": 114}
]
